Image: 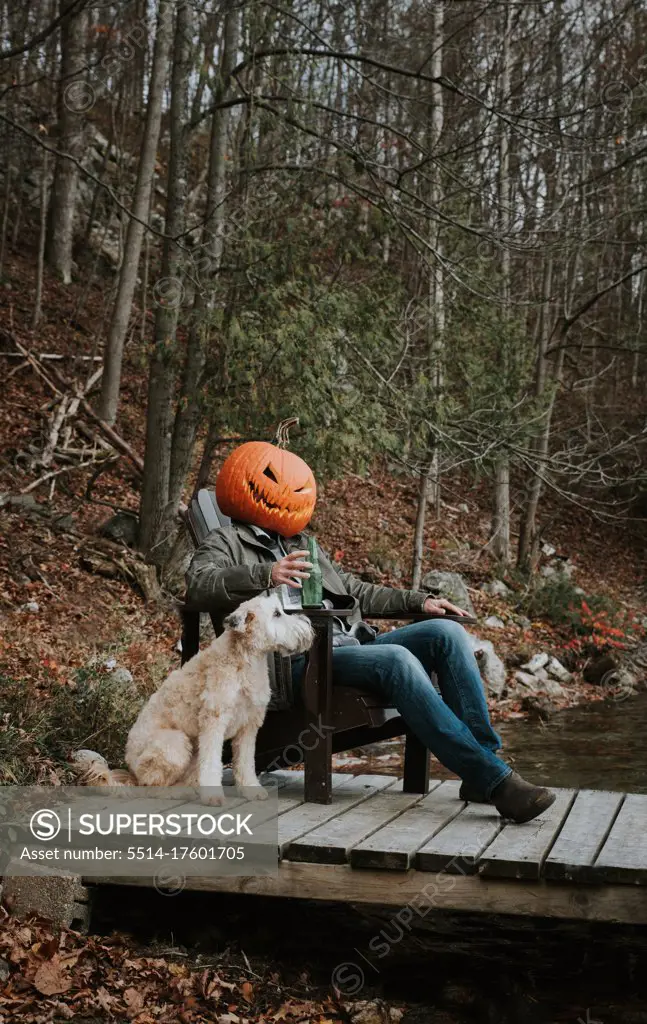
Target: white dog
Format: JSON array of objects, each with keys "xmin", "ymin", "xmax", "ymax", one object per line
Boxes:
[{"xmin": 73, "ymin": 593, "xmax": 313, "ymax": 804}]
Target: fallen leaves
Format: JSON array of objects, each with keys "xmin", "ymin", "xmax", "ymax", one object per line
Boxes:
[{"xmin": 0, "ymin": 907, "xmax": 352, "ymax": 1024}]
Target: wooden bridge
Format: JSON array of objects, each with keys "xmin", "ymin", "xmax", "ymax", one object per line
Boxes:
[{"xmin": 91, "ymin": 771, "xmax": 647, "ymax": 926}]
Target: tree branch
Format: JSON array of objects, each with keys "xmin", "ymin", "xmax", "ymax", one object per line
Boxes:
[{"xmin": 0, "ymin": 0, "xmax": 90, "ymax": 61}]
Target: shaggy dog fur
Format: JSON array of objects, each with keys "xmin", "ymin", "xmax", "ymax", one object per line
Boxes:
[{"xmin": 72, "ymin": 593, "xmax": 313, "ymax": 803}]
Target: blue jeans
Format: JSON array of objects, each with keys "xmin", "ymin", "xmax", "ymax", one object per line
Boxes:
[{"xmin": 294, "ymin": 619, "xmax": 511, "ymax": 798}]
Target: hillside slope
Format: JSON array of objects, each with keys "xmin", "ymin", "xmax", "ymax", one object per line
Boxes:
[{"xmin": 1, "ymin": 245, "xmax": 646, "ymax": 783}]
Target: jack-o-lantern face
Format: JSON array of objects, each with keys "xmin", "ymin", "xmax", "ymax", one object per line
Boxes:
[{"xmin": 216, "ymin": 442, "xmax": 316, "ymax": 537}]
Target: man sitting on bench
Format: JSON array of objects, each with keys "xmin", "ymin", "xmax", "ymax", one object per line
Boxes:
[{"xmin": 185, "ymin": 441, "xmax": 555, "ymax": 824}]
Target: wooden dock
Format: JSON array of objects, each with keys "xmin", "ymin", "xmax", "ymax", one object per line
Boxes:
[{"xmin": 91, "ymin": 771, "xmax": 647, "ymax": 926}]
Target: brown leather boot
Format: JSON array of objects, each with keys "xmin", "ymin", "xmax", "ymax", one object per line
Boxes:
[{"xmin": 492, "ymin": 771, "xmax": 556, "ymax": 823}]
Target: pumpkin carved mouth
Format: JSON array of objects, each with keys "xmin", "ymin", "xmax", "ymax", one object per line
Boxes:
[{"xmin": 247, "ymin": 478, "xmax": 294, "ymax": 513}]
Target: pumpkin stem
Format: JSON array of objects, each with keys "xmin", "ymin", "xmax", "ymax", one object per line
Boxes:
[{"xmin": 275, "ymin": 417, "xmax": 299, "ymax": 449}]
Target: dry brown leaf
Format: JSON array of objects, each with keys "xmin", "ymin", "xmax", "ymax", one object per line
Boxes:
[
  {"xmin": 50, "ymin": 1000, "xmax": 74, "ymax": 1019},
  {"xmin": 58, "ymin": 951, "xmax": 81, "ymax": 969},
  {"xmin": 241, "ymin": 981, "xmax": 254, "ymax": 1002},
  {"xmin": 168, "ymin": 961, "xmax": 189, "ymax": 976},
  {"xmin": 206, "ymin": 981, "xmax": 223, "ymax": 1001},
  {"xmin": 96, "ymin": 985, "xmax": 114, "ymax": 1011},
  {"xmin": 33, "ymin": 958, "xmax": 72, "ymax": 996},
  {"xmin": 124, "ymin": 986, "xmax": 146, "ymax": 1014}
]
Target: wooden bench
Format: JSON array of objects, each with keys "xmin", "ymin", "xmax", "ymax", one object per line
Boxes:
[{"xmin": 180, "ymin": 489, "xmax": 438, "ymax": 804}]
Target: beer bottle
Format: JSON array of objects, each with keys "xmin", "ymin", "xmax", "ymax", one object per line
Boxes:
[{"xmin": 301, "ymin": 536, "xmax": 323, "ymax": 607}]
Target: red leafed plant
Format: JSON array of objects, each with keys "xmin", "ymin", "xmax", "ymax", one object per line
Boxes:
[{"xmin": 563, "ymin": 599, "xmax": 629, "ymax": 661}]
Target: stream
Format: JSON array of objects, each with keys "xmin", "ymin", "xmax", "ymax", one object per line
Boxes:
[
  {"xmin": 336, "ymin": 692, "xmax": 647, "ymax": 794},
  {"xmin": 497, "ymin": 691, "xmax": 647, "ymax": 793}
]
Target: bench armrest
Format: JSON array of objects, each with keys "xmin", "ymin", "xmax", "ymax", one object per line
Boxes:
[{"xmin": 366, "ymin": 611, "xmax": 477, "ymax": 625}]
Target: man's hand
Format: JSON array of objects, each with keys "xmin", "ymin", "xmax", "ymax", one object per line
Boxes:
[
  {"xmin": 271, "ymin": 550, "xmax": 313, "ymax": 589},
  {"xmin": 423, "ymin": 597, "xmax": 469, "ymax": 617}
]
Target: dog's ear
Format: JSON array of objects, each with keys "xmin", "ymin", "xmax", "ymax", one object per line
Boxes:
[{"xmin": 223, "ymin": 609, "xmax": 256, "ymax": 633}]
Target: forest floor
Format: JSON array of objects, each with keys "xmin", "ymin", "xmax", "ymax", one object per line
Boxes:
[{"xmin": 0, "ymin": 906, "xmax": 388, "ymax": 1024}]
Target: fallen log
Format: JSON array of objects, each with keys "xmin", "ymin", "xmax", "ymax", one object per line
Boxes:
[
  {"xmin": 20, "ymin": 458, "xmax": 99, "ymax": 494},
  {"xmin": 79, "ymin": 537, "xmax": 162, "ymax": 603},
  {"xmin": 0, "ymin": 352, "xmax": 102, "ymax": 361}
]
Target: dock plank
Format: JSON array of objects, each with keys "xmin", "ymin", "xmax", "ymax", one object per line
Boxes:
[
  {"xmin": 268, "ymin": 770, "xmax": 351, "ymax": 815},
  {"xmin": 274, "ymin": 774, "xmax": 307, "ymax": 815},
  {"xmin": 349, "ymin": 780, "xmax": 461, "ymax": 870},
  {"xmin": 161, "ymin": 770, "xmax": 346, "ymax": 827},
  {"xmin": 479, "ymin": 788, "xmax": 576, "ymax": 880},
  {"xmin": 594, "ymin": 794, "xmax": 647, "ymax": 884},
  {"xmin": 279, "ymin": 774, "xmax": 396, "ymax": 859},
  {"xmin": 287, "ymin": 780, "xmax": 423, "ymax": 865},
  {"xmin": 544, "ymin": 790, "xmax": 624, "ymax": 882},
  {"xmin": 416, "ymin": 799, "xmax": 503, "ymax": 874},
  {"xmin": 159, "ymin": 771, "xmax": 318, "ymax": 837}
]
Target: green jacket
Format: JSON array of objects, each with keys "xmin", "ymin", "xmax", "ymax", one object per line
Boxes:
[{"xmin": 185, "ymin": 521, "xmax": 430, "ymax": 632}]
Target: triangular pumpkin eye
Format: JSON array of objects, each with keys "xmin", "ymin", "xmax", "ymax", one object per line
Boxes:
[{"xmin": 263, "ymin": 465, "xmax": 279, "ymax": 483}]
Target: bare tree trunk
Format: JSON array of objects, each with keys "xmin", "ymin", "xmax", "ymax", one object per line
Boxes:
[
  {"xmin": 139, "ymin": 0, "xmax": 193, "ymax": 557},
  {"xmin": 165, "ymin": 0, "xmax": 240, "ymax": 515},
  {"xmin": 632, "ymin": 270, "xmax": 644, "ymax": 388},
  {"xmin": 517, "ymin": 346, "xmax": 565, "ymax": 570},
  {"xmin": 491, "ymin": 460, "xmax": 511, "ymax": 564},
  {"xmin": 411, "ymin": 1, "xmax": 444, "ymax": 591},
  {"xmin": 517, "ymin": 2, "xmax": 564, "ymax": 571},
  {"xmin": 517, "ymin": 252, "xmax": 554, "ymax": 569},
  {"xmin": 0, "ymin": 159, "xmax": 11, "ymax": 280},
  {"xmin": 489, "ymin": 2, "xmax": 512, "ymax": 565},
  {"xmin": 412, "ymin": 463, "xmax": 433, "ymax": 590},
  {"xmin": 194, "ymin": 410, "xmax": 228, "ymax": 495},
  {"xmin": 45, "ymin": 0, "xmax": 87, "ymax": 283},
  {"xmin": 98, "ymin": 0, "xmax": 173, "ymax": 425},
  {"xmin": 33, "ymin": 148, "xmax": 49, "ymax": 327},
  {"xmin": 140, "ymin": 205, "xmax": 151, "ymax": 345}
]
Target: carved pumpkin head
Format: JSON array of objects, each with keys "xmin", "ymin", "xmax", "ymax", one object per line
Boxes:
[{"xmin": 216, "ymin": 441, "xmax": 317, "ymax": 537}]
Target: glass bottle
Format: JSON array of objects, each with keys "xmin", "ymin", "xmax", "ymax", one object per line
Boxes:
[{"xmin": 301, "ymin": 536, "xmax": 323, "ymax": 607}]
